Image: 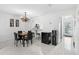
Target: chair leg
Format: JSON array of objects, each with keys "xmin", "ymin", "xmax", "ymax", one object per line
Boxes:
[
  {"xmin": 22, "ymin": 39, "xmax": 25, "ymax": 47},
  {"xmin": 26, "ymin": 40, "xmax": 29, "ymax": 44},
  {"xmin": 16, "ymin": 41, "xmax": 18, "ymax": 47},
  {"xmin": 20, "ymin": 40, "xmax": 21, "ymax": 43},
  {"xmin": 14, "ymin": 40, "xmax": 16, "ymax": 46},
  {"xmin": 14, "ymin": 40, "xmax": 18, "ymax": 47},
  {"xmin": 31, "ymin": 39, "xmax": 32, "ymax": 44},
  {"xmin": 27, "ymin": 40, "xmax": 29, "ymax": 47}
]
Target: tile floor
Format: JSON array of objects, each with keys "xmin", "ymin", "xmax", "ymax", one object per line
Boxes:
[{"xmin": 0, "ymin": 38, "xmax": 79, "ymax": 55}]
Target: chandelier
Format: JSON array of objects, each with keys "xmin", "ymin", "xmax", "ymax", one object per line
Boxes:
[{"xmin": 20, "ymin": 12, "xmax": 29, "ymax": 22}]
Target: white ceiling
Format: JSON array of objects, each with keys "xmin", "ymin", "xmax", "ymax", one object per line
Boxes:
[{"xmin": 0, "ymin": 4, "xmax": 75, "ymax": 18}]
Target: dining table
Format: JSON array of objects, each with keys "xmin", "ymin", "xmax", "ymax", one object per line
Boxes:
[{"xmin": 19, "ymin": 32, "xmax": 28, "ymax": 47}]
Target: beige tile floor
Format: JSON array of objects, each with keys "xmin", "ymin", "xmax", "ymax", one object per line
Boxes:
[{"xmin": 0, "ymin": 38, "xmax": 78, "ymax": 55}]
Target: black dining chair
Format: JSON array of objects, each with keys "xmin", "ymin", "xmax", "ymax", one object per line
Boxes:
[
  {"xmin": 26, "ymin": 31, "xmax": 33, "ymax": 44},
  {"xmin": 18, "ymin": 31, "xmax": 22, "ymax": 43},
  {"xmin": 23, "ymin": 37, "xmax": 29, "ymax": 47},
  {"xmin": 14, "ymin": 32, "xmax": 20, "ymax": 46},
  {"xmin": 18, "ymin": 31, "xmax": 22, "ymax": 34},
  {"xmin": 23, "ymin": 31, "xmax": 33, "ymax": 47}
]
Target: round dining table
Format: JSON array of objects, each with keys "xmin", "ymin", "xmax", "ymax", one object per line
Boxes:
[{"xmin": 19, "ymin": 32, "xmax": 28, "ymax": 47}]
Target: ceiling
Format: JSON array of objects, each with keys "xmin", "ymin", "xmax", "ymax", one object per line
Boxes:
[{"xmin": 0, "ymin": 4, "xmax": 75, "ymax": 18}]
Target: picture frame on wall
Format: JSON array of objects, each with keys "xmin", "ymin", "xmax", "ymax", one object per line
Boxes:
[
  {"xmin": 16, "ymin": 20, "xmax": 19, "ymax": 27},
  {"xmin": 10, "ymin": 19, "xmax": 14, "ymax": 27}
]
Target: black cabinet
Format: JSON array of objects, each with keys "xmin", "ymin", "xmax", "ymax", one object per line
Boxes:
[
  {"xmin": 52, "ymin": 30, "xmax": 57, "ymax": 46},
  {"xmin": 41, "ymin": 30, "xmax": 57, "ymax": 46},
  {"xmin": 41, "ymin": 32, "xmax": 51, "ymax": 44}
]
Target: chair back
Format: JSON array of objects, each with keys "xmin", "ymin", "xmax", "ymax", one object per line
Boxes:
[
  {"xmin": 14, "ymin": 32, "xmax": 18, "ymax": 40},
  {"xmin": 18, "ymin": 31, "xmax": 22, "ymax": 34},
  {"xmin": 27, "ymin": 31, "xmax": 33, "ymax": 40},
  {"xmin": 18, "ymin": 31, "xmax": 22, "ymax": 39}
]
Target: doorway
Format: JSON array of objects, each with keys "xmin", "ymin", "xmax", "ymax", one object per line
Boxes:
[{"xmin": 61, "ymin": 16, "xmax": 74, "ymax": 50}]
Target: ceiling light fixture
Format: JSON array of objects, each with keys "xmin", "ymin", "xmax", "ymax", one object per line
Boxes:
[{"xmin": 20, "ymin": 12, "xmax": 29, "ymax": 22}]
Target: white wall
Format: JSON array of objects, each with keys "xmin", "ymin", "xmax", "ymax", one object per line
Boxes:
[
  {"xmin": 74, "ymin": 18, "xmax": 79, "ymax": 50},
  {"xmin": 33, "ymin": 15, "xmax": 60, "ymax": 32},
  {"xmin": 0, "ymin": 11, "xmax": 32, "ymax": 42},
  {"xmin": 74, "ymin": 5, "xmax": 79, "ymax": 50},
  {"xmin": 0, "ymin": 12, "xmax": 13, "ymax": 41}
]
